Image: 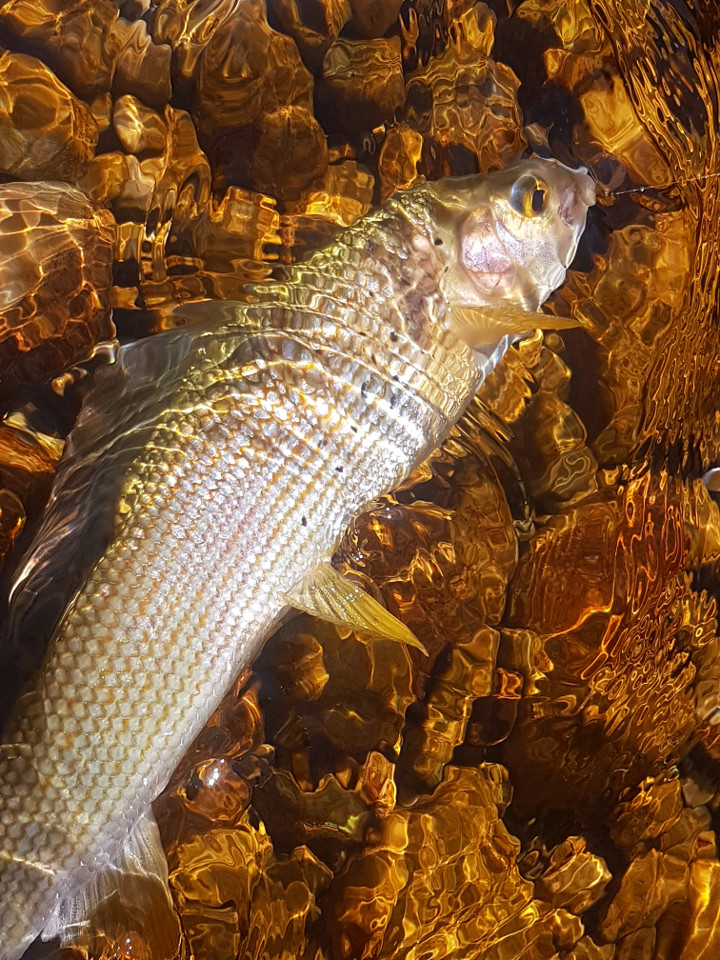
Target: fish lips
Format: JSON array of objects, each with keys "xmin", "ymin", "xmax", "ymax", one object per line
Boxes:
[
  {"xmin": 557, "ymin": 171, "xmax": 597, "ymax": 265},
  {"xmin": 558, "ymin": 168, "xmax": 597, "ymax": 226}
]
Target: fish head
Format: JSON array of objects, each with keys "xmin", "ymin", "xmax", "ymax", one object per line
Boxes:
[{"xmin": 431, "ymin": 158, "xmax": 596, "ymax": 317}]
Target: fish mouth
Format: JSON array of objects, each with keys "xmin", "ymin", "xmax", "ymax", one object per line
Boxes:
[
  {"xmin": 556, "ymin": 168, "xmax": 596, "ymax": 266},
  {"xmin": 558, "ymin": 168, "xmax": 598, "ymax": 227}
]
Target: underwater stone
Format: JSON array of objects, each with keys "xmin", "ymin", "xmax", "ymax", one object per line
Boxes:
[{"xmin": 0, "ymin": 51, "xmax": 98, "ymax": 182}]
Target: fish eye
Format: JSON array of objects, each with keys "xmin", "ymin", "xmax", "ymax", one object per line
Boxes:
[{"xmin": 510, "ymin": 175, "xmax": 549, "ymax": 218}]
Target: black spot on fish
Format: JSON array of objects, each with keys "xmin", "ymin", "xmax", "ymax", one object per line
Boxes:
[
  {"xmin": 301, "ymin": 516, "xmax": 307, "ymax": 527},
  {"xmin": 434, "ymin": 237, "xmax": 443, "ymax": 246},
  {"xmin": 405, "ymin": 290, "xmax": 426, "ymax": 314},
  {"xmin": 390, "ymin": 331, "xmax": 399, "ymax": 342}
]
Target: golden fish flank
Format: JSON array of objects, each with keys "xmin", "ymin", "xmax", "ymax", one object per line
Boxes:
[{"xmin": 0, "ymin": 158, "xmax": 595, "ymax": 959}]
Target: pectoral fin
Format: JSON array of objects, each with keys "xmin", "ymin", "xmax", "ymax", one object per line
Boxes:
[
  {"xmin": 531, "ymin": 309, "xmax": 594, "ymax": 331},
  {"xmin": 44, "ymin": 812, "xmax": 181, "ymax": 958},
  {"xmin": 285, "ymin": 562, "xmax": 427, "ymax": 654},
  {"xmin": 452, "ymin": 303, "xmax": 592, "ymax": 349}
]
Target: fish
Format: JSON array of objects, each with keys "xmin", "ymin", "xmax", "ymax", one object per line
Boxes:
[{"xmin": 0, "ymin": 157, "xmax": 595, "ymax": 960}]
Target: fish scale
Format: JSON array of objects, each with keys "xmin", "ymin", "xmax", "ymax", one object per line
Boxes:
[
  {"xmin": 2, "ymin": 338, "xmax": 431, "ymax": 906},
  {"xmin": 0, "ymin": 158, "xmax": 595, "ymax": 959}
]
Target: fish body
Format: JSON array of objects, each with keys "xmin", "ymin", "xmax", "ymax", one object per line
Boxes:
[{"xmin": 0, "ymin": 159, "xmax": 595, "ymax": 959}]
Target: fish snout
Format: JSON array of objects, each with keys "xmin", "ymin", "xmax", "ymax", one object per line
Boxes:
[{"xmin": 558, "ymin": 169, "xmax": 598, "ymax": 227}]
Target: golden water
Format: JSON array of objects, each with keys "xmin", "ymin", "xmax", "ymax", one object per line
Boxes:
[{"xmin": 0, "ymin": 1, "xmax": 719, "ymax": 958}]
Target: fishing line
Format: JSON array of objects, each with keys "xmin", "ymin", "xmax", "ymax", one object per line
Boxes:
[{"xmin": 602, "ymin": 170, "xmax": 720, "ymax": 196}]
